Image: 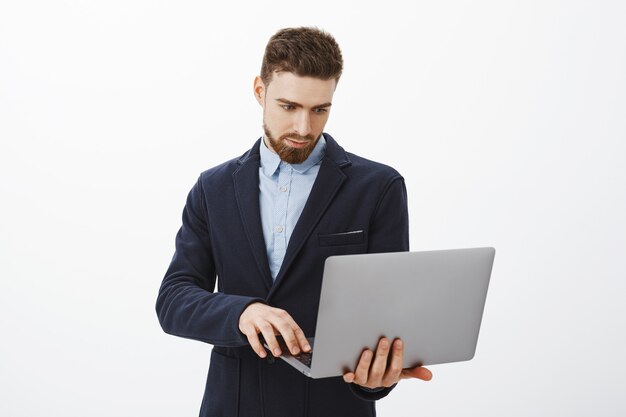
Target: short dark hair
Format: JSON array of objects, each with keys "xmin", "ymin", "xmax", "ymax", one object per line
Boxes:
[{"xmin": 260, "ymin": 27, "xmax": 343, "ymax": 86}]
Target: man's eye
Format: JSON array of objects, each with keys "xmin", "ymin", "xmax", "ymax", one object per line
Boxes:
[
  {"xmin": 281, "ymin": 104, "xmax": 295, "ymax": 110},
  {"xmin": 314, "ymin": 108, "xmax": 328, "ymax": 114}
]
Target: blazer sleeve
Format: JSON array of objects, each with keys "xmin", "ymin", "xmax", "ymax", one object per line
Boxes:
[
  {"xmin": 155, "ymin": 176, "xmax": 263, "ymax": 346},
  {"xmin": 367, "ymin": 175, "xmax": 409, "ymax": 254},
  {"xmin": 349, "ymin": 175, "xmax": 409, "ymax": 401}
]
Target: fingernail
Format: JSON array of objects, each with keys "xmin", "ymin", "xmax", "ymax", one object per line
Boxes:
[
  {"xmin": 304, "ymin": 344, "xmax": 311, "ymax": 351},
  {"xmin": 273, "ymin": 348, "xmax": 281, "ymax": 356},
  {"xmin": 380, "ymin": 340, "xmax": 389, "ymax": 349},
  {"xmin": 259, "ymin": 350, "xmax": 266, "ymax": 358}
]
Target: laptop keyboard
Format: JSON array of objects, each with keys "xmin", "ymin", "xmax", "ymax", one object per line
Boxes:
[
  {"xmin": 294, "ymin": 351, "xmax": 313, "ymax": 367},
  {"xmin": 266, "ymin": 336, "xmax": 315, "ymax": 367}
]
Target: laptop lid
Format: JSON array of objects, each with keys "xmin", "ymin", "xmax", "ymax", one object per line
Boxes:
[{"xmin": 295, "ymin": 247, "xmax": 496, "ymax": 378}]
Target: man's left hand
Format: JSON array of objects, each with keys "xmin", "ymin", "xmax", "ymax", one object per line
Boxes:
[{"xmin": 342, "ymin": 337, "xmax": 432, "ymax": 389}]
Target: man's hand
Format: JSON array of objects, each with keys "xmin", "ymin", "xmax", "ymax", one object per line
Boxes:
[
  {"xmin": 342, "ymin": 337, "xmax": 432, "ymax": 389},
  {"xmin": 239, "ymin": 302, "xmax": 311, "ymax": 358}
]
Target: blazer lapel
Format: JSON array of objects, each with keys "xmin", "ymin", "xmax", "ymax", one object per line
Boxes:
[
  {"xmin": 269, "ymin": 134, "xmax": 350, "ymax": 297},
  {"xmin": 233, "ymin": 140, "xmax": 273, "ymax": 291}
]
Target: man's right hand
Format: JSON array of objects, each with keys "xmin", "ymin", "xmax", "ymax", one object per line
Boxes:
[{"xmin": 238, "ymin": 302, "xmax": 311, "ymax": 359}]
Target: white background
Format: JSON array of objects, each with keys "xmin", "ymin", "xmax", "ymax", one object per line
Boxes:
[{"xmin": 1, "ymin": 1, "xmax": 625, "ymax": 416}]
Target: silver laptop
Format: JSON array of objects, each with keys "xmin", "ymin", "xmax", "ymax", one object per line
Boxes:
[{"xmin": 268, "ymin": 247, "xmax": 496, "ymax": 379}]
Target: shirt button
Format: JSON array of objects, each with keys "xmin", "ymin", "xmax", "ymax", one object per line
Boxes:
[
  {"xmin": 275, "ymin": 226, "xmax": 284, "ymax": 233},
  {"xmin": 280, "ymin": 186, "xmax": 288, "ymax": 192}
]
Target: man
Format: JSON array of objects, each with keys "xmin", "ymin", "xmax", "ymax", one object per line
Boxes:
[{"xmin": 156, "ymin": 27, "xmax": 432, "ymax": 417}]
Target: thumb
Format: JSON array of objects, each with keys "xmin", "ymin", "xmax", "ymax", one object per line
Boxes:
[{"xmin": 401, "ymin": 366, "xmax": 433, "ymax": 381}]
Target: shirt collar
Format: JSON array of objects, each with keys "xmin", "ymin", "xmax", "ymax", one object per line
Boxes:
[
  {"xmin": 260, "ymin": 137, "xmax": 282, "ymax": 177},
  {"xmin": 260, "ymin": 134, "xmax": 327, "ymax": 176}
]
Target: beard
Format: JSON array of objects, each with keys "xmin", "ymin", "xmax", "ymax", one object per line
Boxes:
[{"xmin": 263, "ymin": 122, "xmax": 318, "ymax": 165}]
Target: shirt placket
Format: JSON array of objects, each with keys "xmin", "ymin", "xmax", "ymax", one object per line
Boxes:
[{"xmin": 272, "ymin": 164, "xmax": 292, "ymax": 277}]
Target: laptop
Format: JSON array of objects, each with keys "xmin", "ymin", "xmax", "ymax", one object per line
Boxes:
[{"xmin": 267, "ymin": 247, "xmax": 496, "ymax": 379}]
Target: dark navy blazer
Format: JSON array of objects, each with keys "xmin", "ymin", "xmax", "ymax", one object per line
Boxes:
[{"xmin": 156, "ymin": 133, "xmax": 409, "ymax": 417}]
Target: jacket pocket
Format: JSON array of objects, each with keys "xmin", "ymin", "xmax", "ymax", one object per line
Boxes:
[
  {"xmin": 318, "ymin": 230, "xmax": 365, "ymax": 246},
  {"xmin": 200, "ymin": 349, "xmax": 240, "ymax": 417}
]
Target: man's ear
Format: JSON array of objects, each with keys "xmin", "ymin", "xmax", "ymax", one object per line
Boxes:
[{"xmin": 253, "ymin": 76, "xmax": 265, "ymax": 106}]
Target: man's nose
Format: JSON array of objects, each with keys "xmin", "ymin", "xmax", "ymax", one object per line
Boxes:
[{"xmin": 293, "ymin": 111, "xmax": 312, "ymax": 137}]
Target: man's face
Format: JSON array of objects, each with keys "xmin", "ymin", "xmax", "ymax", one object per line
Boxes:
[{"xmin": 254, "ymin": 72, "xmax": 336, "ymax": 164}]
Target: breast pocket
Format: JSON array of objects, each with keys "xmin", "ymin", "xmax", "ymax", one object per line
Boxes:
[{"xmin": 318, "ymin": 230, "xmax": 365, "ymax": 247}]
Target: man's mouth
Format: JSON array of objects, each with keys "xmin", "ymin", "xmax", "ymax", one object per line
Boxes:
[{"xmin": 286, "ymin": 138, "xmax": 310, "ymax": 149}]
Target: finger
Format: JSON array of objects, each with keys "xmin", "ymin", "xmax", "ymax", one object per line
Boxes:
[
  {"xmin": 343, "ymin": 372, "xmax": 355, "ymax": 384},
  {"xmin": 242, "ymin": 323, "xmax": 266, "ymax": 358},
  {"xmin": 258, "ymin": 321, "xmax": 282, "ymax": 357},
  {"xmin": 401, "ymin": 366, "xmax": 433, "ymax": 381},
  {"xmin": 368, "ymin": 337, "xmax": 391, "ymax": 386},
  {"xmin": 353, "ymin": 349, "xmax": 374, "ymax": 385},
  {"xmin": 272, "ymin": 324, "xmax": 300, "ymax": 355},
  {"xmin": 270, "ymin": 313, "xmax": 304, "ymax": 355},
  {"xmin": 271, "ymin": 310, "xmax": 311, "ymax": 353},
  {"xmin": 382, "ymin": 338, "xmax": 404, "ymax": 386},
  {"xmin": 294, "ymin": 325, "xmax": 312, "ymax": 352}
]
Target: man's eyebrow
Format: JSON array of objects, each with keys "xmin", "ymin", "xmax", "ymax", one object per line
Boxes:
[{"xmin": 275, "ymin": 98, "xmax": 332, "ymax": 109}]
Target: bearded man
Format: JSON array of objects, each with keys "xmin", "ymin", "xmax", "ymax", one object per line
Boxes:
[{"xmin": 156, "ymin": 26, "xmax": 432, "ymax": 417}]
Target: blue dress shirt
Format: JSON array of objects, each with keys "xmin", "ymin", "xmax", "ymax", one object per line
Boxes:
[{"xmin": 259, "ymin": 135, "xmax": 326, "ymax": 280}]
